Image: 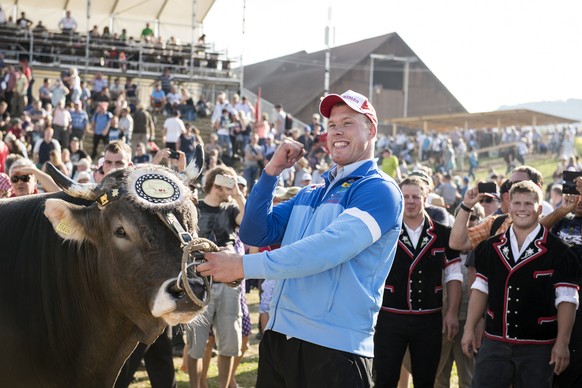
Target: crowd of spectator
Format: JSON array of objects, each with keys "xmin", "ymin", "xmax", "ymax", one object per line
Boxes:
[
  {"xmin": 0, "ymin": 61, "xmax": 216, "ymax": 197},
  {"xmin": 0, "ymin": 8, "xmax": 228, "ymax": 72},
  {"xmin": 3, "ymin": 76, "xmax": 582, "ymax": 388}
]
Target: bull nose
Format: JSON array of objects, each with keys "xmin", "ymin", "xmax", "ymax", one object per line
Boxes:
[{"xmin": 167, "ymin": 277, "xmax": 207, "ymax": 303}]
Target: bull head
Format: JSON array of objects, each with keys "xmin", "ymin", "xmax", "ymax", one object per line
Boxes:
[
  {"xmin": 43, "ymin": 151, "xmax": 210, "ymax": 332},
  {"xmin": 45, "ymin": 144, "xmax": 205, "ymax": 200}
]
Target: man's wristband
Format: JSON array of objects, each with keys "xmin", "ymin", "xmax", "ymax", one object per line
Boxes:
[{"xmin": 460, "ymin": 203, "xmax": 472, "ymax": 212}]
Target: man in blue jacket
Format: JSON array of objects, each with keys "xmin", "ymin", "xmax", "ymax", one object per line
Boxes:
[{"xmin": 199, "ymin": 90, "xmax": 403, "ymax": 387}]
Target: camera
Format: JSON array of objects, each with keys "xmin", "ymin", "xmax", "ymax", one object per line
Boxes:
[
  {"xmin": 562, "ymin": 171, "xmax": 582, "ymax": 195},
  {"xmin": 169, "ymin": 150, "xmax": 180, "ymax": 160},
  {"xmin": 214, "ymin": 174, "xmax": 236, "ymax": 189},
  {"xmin": 477, "ymin": 182, "xmax": 497, "ymax": 194}
]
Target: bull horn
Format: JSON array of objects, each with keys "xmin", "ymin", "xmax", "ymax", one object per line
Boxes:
[
  {"xmin": 179, "ymin": 144, "xmax": 204, "ymax": 186},
  {"xmin": 45, "ymin": 162, "xmax": 99, "ymax": 200}
]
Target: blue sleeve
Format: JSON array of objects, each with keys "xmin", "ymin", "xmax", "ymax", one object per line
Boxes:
[
  {"xmin": 239, "ymin": 172, "xmax": 296, "ymax": 246},
  {"xmin": 243, "ymin": 177, "xmax": 403, "ymax": 279}
]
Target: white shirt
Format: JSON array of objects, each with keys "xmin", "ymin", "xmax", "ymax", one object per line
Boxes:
[
  {"xmin": 163, "ymin": 117, "xmax": 185, "ymax": 143},
  {"xmin": 235, "ymin": 102, "xmax": 253, "ymax": 121},
  {"xmin": 509, "ymin": 224, "xmax": 540, "ymax": 262},
  {"xmin": 59, "ymin": 16, "xmax": 77, "ymax": 31},
  {"xmin": 211, "ymin": 102, "xmax": 237, "ymax": 126},
  {"xmin": 167, "ymin": 92, "xmax": 181, "ymax": 105},
  {"xmin": 119, "ymin": 115, "xmax": 134, "ymax": 137},
  {"xmin": 403, "ymin": 221, "xmax": 463, "ymax": 284}
]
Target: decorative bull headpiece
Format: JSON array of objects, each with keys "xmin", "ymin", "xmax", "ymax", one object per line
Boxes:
[{"xmin": 45, "ymin": 145, "xmax": 216, "ymax": 308}]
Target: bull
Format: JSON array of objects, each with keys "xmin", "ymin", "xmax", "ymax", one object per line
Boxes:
[{"xmin": 0, "ymin": 151, "xmax": 209, "ymax": 387}]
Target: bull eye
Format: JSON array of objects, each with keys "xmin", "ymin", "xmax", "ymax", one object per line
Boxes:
[{"xmin": 114, "ymin": 227, "xmax": 127, "ymax": 238}]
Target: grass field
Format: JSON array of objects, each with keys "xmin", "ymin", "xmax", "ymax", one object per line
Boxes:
[{"xmin": 471, "ymin": 151, "xmax": 559, "ymax": 184}]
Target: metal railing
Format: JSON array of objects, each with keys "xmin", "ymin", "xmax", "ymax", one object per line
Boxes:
[{"xmin": 0, "ymin": 25, "xmax": 239, "ymax": 85}]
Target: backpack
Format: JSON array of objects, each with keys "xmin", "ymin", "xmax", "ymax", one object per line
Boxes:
[
  {"xmin": 284, "ymin": 114, "xmax": 293, "ymax": 130},
  {"xmin": 469, "ymin": 154, "xmax": 478, "ymax": 168}
]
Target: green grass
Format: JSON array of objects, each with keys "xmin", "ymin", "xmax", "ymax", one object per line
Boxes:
[{"xmin": 466, "ymin": 152, "xmax": 558, "ymax": 185}]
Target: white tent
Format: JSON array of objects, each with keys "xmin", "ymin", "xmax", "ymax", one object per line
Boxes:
[{"xmin": 1, "ymin": 0, "xmax": 215, "ymax": 44}]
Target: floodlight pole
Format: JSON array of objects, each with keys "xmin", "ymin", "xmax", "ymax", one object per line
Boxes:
[
  {"xmin": 324, "ymin": 6, "xmax": 332, "ymax": 97},
  {"xmin": 190, "ymin": 0, "xmax": 195, "ymax": 78},
  {"xmin": 368, "ymin": 54, "xmax": 417, "ymax": 117},
  {"xmin": 85, "ymin": 0, "xmax": 91, "ymax": 78},
  {"xmin": 240, "ymin": 0, "xmax": 246, "ymax": 94}
]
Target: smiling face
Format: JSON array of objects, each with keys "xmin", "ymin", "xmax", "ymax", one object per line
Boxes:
[
  {"xmin": 326, "ymin": 104, "xmax": 376, "ymax": 167},
  {"xmin": 509, "ymin": 191, "xmax": 542, "ymax": 231}
]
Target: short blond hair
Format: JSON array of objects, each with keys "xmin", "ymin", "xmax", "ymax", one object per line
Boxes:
[{"xmin": 509, "ymin": 180, "xmax": 543, "ymax": 204}]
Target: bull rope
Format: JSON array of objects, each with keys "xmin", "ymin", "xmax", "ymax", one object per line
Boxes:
[{"xmin": 179, "ymin": 238, "xmax": 219, "ymax": 308}]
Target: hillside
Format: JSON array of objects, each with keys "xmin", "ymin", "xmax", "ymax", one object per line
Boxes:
[{"xmin": 498, "ymin": 99, "xmax": 582, "ymax": 121}]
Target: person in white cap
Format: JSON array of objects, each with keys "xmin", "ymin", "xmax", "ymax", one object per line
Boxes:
[{"xmin": 198, "ymin": 90, "xmax": 403, "ymax": 387}]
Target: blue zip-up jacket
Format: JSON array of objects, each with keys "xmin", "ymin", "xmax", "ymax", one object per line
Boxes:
[{"xmin": 240, "ymin": 160, "xmax": 403, "ymax": 357}]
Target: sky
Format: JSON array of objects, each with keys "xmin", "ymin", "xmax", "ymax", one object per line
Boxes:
[{"xmin": 203, "ymin": 0, "xmax": 582, "ymax": 114}]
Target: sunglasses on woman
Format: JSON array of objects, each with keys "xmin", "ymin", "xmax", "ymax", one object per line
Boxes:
[{"xmin": 11, "ymin": 174, "xmax": 32, "ymax": 183}]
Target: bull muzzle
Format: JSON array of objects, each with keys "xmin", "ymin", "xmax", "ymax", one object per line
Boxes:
[
  {"xmin": 166, "ymin": 276, "xmax": 206, "ymax": 302},
  {"xmin": 173, "ymin": 250, "xmax": 211, "ymax": 308}
]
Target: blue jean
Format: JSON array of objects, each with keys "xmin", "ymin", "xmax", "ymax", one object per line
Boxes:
[
  {"xmin": 218, "ymin": 134, "xmax": 232, "ymax": 158},
  {"xmin": 244, "ymin": 165, "xmax": 259, "ymax": 192},
  {"xmin": 473, "ymin": 337, "xmax": 553, "ymax": 387}
]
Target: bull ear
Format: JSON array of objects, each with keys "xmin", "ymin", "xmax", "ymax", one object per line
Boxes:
[
  {"xmin": 179, "ymin": 144, "xmax": 204, "ymax": 185},
  {"xmin": 44, "ymin": 199, "xmax": 89, "ymax": 243}
]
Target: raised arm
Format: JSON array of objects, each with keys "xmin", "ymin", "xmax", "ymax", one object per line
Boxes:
[
  {"xmin": 541, "ymin": 195, "xmax": 579, "ymax": 229},
  {"xmin": 449, "ymin": 186, "xmax": 484, "ymax": 251}
]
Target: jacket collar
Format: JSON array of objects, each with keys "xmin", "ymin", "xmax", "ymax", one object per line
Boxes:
[{"xmin": 322, "ymin": 159, "xmax": 377, "ymax": 186}]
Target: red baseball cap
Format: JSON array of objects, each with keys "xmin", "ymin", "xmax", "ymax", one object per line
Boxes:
[{"xmin": 319, "ymin": 90, "xmax": 378, "ymax": 128}]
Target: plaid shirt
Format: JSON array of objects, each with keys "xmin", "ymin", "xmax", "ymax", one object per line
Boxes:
[
  {"xmin": 468, "ymin": 213, "xmax": 513, "ymax": 250},
  {"xmin": 70, "ymin": 109, "xmax": 89, "ymax": 130}
]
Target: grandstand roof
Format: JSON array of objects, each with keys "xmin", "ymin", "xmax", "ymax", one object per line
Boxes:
[{"xmin": 1, "ymin": 0, "xmax": 214, "ymax": 43}]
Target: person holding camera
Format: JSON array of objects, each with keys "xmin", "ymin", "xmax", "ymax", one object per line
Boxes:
[{"xmin": 186, "ymin": 165, "xmax": 246, "ymax": 388}]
